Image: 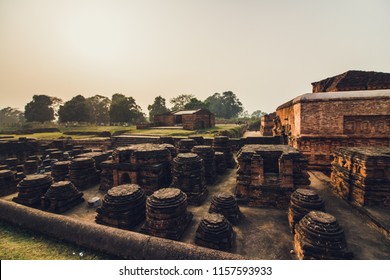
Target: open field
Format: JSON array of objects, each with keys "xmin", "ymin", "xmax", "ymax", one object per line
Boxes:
[{"xmin": 0, "ymin": 124, "xmax": 240, "ymax": 140}]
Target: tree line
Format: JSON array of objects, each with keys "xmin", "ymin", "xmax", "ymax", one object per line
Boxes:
[{"xmin": 1, "ymin": 91, "xmax": 265, "ymax": 127}]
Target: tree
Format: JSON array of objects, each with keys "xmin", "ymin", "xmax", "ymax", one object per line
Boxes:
[
  {"xmin": 58, "ymin": 95, "xmax": 94, "ymax": 123},
  {"xmin": 24, "ymin": 95, "xmax": 58, "ymax": 123},
  {"xmin": 251, "ymin": 110, "xmax": 266, "ymax": 119},
  {"xmin": 205, "ymin": 91, "xmax": 243, "ymax": 119},
  {"xmin": 87, "ymin": 95, "xmax": 111, "ymax": 125},
  {"xmin": 221, "ymin": 91, "xmax": 243, "ymax": 119},
  {"xmin": 109, "ymin": 93, "xmax": 145, "ymax": 124},
  {"xmin": 205, "ymin": 93, "xmax": 224, "ymax": 117},
  {"xmin": 170, "ymin": 94, "xmax": 194, "ymax": 111},
  {"xmin": 183, "ymin": 97, "xmax": 206, "ymax": 110},
  {"xmin": 148, "ymin": 96, "xmax": 169, "ymax": 121},
  {"xmin": 0, "ymin": 107, "xmax": 24, "ymax": 127}
]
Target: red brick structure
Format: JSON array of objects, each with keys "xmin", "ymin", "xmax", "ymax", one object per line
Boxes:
[
  {"xmin": 235, "ymin": 145, "xmax": 310, "ymax": 208},
  {"xmin": 331, "ymin": 147, "xmax": 390, "ymax": 207},
  {"xmin": 312, "ymin": 70, "xmax": 390, "ymax": 93},
  {"xmin": 275, "ymin": 84, "xmax": 390, "ymax": 173},
  {"xmin": 259, "ymin": 112, "xmax": 275, "ymax": 136},
  {"xmin": 154, "ymin": 109, "xmax": 215, "ymax": 130}
]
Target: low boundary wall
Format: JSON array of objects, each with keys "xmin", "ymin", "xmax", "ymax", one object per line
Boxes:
[{"xmin": 0, "ymin": 199, "xmax": 243, "ymax": 260}]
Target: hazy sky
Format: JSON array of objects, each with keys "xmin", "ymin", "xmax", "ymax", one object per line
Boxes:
[{"xmin": 1, "ymin": 0, "xmax": 389, "ymax": 115}]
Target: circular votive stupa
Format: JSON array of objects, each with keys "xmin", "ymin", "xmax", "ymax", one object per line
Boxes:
[
  {"xmin": 214, "ymin": 151, "xmax": 227, "ymax": 174},
  {"xmin": 51, "ymin": 160, "xmax": 71, "ymax": 182},
  {"xmin": 96, "ymin": 184, "xmax": 146, "ymax": 229},
  {"xmin": 288, "ymin": 188, "xmax": 325, "ymax": 233},
  {"xmin": 177, "ymin": 138, "xmax": 197, "ymax": 153},
  {"xmin": 294, "ymin": 211, "xmax": 353, "ymax": 260},
  {"xmin": 212, "ymin": 136, "xmax": 236, "ymax": 168},
  {"xmin": 192, "ymin": 145, "xmax": 217, "ymax": 185},
  {"xmin": 195, "ymin": 213, "xmax": 235, "ymax": 251},
  {"xmin": 50, "ymin": 150, "xmax": 64, "ymax": 161},
  {"xmin": 209, "ymin": 193, "xmax": 240, "ymax": 224},
  {"xmin": 23, "ymin": 160, "xmax": 38, "ymax": 175},
  {"xmin": 41, "ymin": 181, "xmax": 84, "ymax": 213},
  {"xmin": 5, "ymin": 158, "xmax": 18, "ymax": 170},
  {"xmin": 141, "ymin": 188, "xmax": 192, "ymax": 240},
  {"xmin": 171, "ymin": 153, "xmax": 207, "ymax": 205},
  {"xmin": 188, "ymin": 135, "xmax": 204, "ymax": 145},
  {"xmin": 13, "ymin": 174, "xmax": 53, "ymax": 207},
  {"xmin": 69, "ymin": 157, "xmax": 98, "ymax": 189},
  {"xmin": 0, "ymin": 169, "xmax": 17, "ymax": 196}
]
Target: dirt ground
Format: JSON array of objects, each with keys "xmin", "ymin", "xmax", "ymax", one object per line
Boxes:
[{"xmin": 2, "ymin": 169, "xmax": 390, "ymax": 259}]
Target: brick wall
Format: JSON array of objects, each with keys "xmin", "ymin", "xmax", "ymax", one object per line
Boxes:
[{"xmin": 275, "ymin": 93, "xmax": 390, "ymax": 173}]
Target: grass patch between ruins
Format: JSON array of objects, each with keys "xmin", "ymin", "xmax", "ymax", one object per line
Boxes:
[
  {"xmin": 0, "ymin": 124, "xmax": 241, "ymax": 140},
  {"xmin": 0, "ymin": 221, "xmax": 112, "ymax": 260}
]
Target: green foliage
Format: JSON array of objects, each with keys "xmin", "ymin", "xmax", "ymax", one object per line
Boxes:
[
  {"xmin": 216, "ymin": 124, "xmax": 247, "ymax": 138},
  {"xmin": 24, "ymin": 95, "xmax": 57, "ymax": 123},
  {"xmin": 0, "ymin": 107, "xmax": 24, "ymax": 127},
  {"xmin": 251, "ymin": 110, "xmax": 266, "ymax": 119},
  {"xmin": 248, "ymin": 119, "xmax": 261, "ymax": 131},
  {"xmin": 205, "ymin": 91, "xmax": 243, "ymax": 119},
  {"xmin": 58, "ymin": 95, "xmax": 94, "ymax": 123},
  {"xmin": 147, "ymin": 96, "xmax": 169, "ymax": 121},
  {"xmin": 170, "ymin": 94, "xmax": 194, "ymax": 111},
  {"xmin": 109, "ymin": 93, "xmax": 145, "ymax": 124},
  {"xmin": 183, "ymin": 97, "xmax": 206, "ymax": 110},
  {"xmin": 87, "ymin": 95, "xmax": 111, "ymax": 125}
]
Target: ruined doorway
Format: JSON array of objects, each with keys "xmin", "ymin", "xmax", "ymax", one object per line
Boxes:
[
  {"xmin": 120, "ymin": 173, "xmax": 131, "ymax": 184},
  {"xmin": 260, "ymin": 151, "xmax": 282, "ymax": 185}
]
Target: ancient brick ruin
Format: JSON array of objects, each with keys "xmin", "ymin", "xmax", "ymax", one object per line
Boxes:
[
  {"xmin": 294, "ymin": 211, "xmax": 353, "ymax": 260},
  {"xmin": 311, "ymin": 70, "xmax": 390, "ymax": 93},
  {"xmin": 259, "ymin": 112, "xmax": 276, "ymax": 136},
  {"xmin": 154, "ymin": 109, "xmax": 215, "ymax": 130},
  {"xmin": 209, "ymin": 193, "xmax": 240, "ymax": 224},
  {"xmin": 13, "ymin": 174, "xmax": 53, "ymax": 207},
  {"xmin": 0, "ymin": 169, "xmax": 16, "ymax": 197},
  {"xmin": 331, "ymin": 147, "xmax": 390, "ymax": 207},
  {"xmin": 171, "ymin": 153, "xmax": 208, "ymax": 205},
  {"xmin": 101, "ymin": 144, "xmax": 173, "ymax": 194},
  {"xmin": 273, "ymin": 82, "xmax": 390, "ymax": 173},
  {"xmin": 195, "ymin": 213, "xmax": 235, "ymax": 252},
  {"xmin": 235, "ymin": 145, "xmax": 310, "ymax": 208},
  {"xmin": 141, "ymin": 188, "xmax": 192, "ymax": 240},
  {"xmin": 288, "ymin": 188, "xmax": 325, "ymax": 233},
  {"xmin": 96, "ymin": 184, "xmax": 146, "ymax": 229},
  {"xmin": 41, "ymin": 181, "xmax": 84, "ymax": 213}
]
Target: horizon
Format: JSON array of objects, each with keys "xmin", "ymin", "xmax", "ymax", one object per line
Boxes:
[{"xmin": 1, "ymin": 0, "xmax": 389, "ymax": 114}]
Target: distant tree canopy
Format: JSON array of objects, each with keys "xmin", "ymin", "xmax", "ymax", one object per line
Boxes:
[
  {"xmin": 170, "ymin": 94, "xmax": 194, "ymax": 111},
  {"xmin": 24, "ymin": 95, "xmax": 59, "ymax": 123},
  {"xmin": 251, "ymin": 110, "xmax": 266, "ymax": 119},
  {"xmin": 147, "ymin": 96, "xmax": 169, "ymax": 121},
  {"xmin": 205, "ymin": 91, "xmax": 243, "ymax": 119},
  {"xmin": 58, "ymin": 95, "xmax": 94, "ymax": 123},
  {"xmin": 0, "ymin": 107, "xmax": 24, "ymax": 127},
  {"xmin": 183, "ymin": 97, "xmax": 206, "ymax": 110},
  {"xmin": 87, "ymin": 95, "xmax": 111, "ymax": 124},
  {"xmin": 109, "ymin": 93, "xmax": 145, "ymax": 124}
]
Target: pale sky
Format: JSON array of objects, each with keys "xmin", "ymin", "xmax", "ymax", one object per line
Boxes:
[{"xmin": 1, "ymin": 0, "xmax": 389, "ymax": 115}]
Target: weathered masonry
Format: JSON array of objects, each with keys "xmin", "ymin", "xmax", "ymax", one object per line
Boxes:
[
  {"xmin": 275, "ymin": 88, "xmax": 390, "ymax": 173},
  {"xmin": 154, "ymin": 109, "xmax": 215, "ymax": 130},
  {"xmin": 331, "ymin": 146, "xmax": 390, "ymax": 207},
  {"xmin": 235, "ymin": 145, "xmax": 310, "ymax": 208}
]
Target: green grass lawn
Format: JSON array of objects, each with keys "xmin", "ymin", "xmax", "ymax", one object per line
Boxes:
[
  {"xmin": 0, "ymin": 124, "xmax": 239, "ymax": 140},
  {"xmin": 0, "ymin": 221, "xmax": 112, "ymax": 260}
]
